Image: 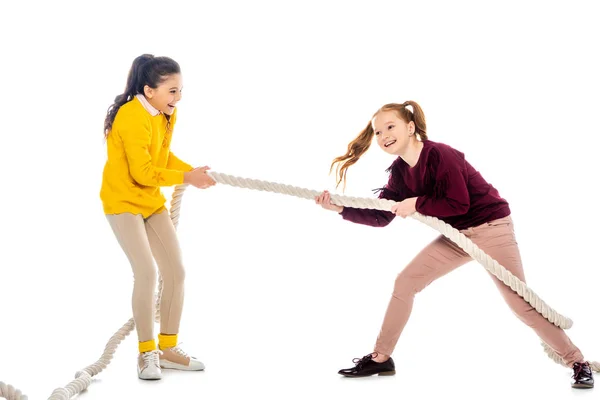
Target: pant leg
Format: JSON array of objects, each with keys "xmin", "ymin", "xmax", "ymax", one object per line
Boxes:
[
  {"xmin": 374, "ymin": 234, "xmax": 472, "ymax": 356},
  {"xmin": 106, "ymin": 213, "xmax": 157, "ymax": 343},
  {"xmin": 472, "ymin": 215, "xmax": 584, "ymax": 366},
  {"xmin": 145, "ymin": 209, "xmax": 186, "ymax": 335}
]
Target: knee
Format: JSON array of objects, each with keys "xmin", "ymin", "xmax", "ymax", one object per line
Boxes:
[
  {"xmin": 513, "ymin": 306, "xmax": 541, "ymax": 328},
  {"xmin": 504, "ymin": 298, "xmax": 542, "ymax": 327},
  {"xmin": 392, "ymin": 271, "xmax": 420, "ymax": 299},
  {"xmin": 132, "ymin": 264, "xmax": 157, "ymax": 288},
  {"xmin": 165, "ymin": 261, "xmax": 186, "ymax": 286},
  {"xmin": 174, "ymin": 264, "xmax": 186, "ymax": 285}
]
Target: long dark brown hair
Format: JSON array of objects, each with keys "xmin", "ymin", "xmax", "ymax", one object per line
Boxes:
[
  {"xmin": 330, "ymin": 101, "xmax": 428, "ymax": 189},
  {"xmin": 103, "ymin": 54, "xmax": 181, "ymax": 138}
]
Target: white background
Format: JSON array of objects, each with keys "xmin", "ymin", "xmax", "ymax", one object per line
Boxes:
[{"xmin": 1, "ymin": 1, "xmax": 599, "ymax": 399}]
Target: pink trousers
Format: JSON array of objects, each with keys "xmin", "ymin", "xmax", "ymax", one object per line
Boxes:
[{"xmin": 374, "ymin": 215, "xmax": 584, "ymax": 367}]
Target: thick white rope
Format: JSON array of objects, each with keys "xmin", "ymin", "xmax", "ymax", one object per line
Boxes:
[
  {"xmin": 0, "ymin": 384, "xmax": 26, "ymax": 400},
  {"xmin": 202, "ymin": 171, "xmax": 600, "ymax": 372},
  {"xmin": 1, "ymin": 171, "xmax": 597, "ymax": 399}
]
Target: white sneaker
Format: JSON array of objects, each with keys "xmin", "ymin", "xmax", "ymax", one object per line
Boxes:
[
  {"xmin": 138, "ymin": 350, "xmax": 162, "ymax": 380},
  {"xmin": 159, "ymin": 344, "xmax": 205, "ymax": 371}
]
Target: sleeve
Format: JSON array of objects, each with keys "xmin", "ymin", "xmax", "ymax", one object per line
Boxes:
[
  {"xmin": 339, "ymin": 176, "xmax": 404, "ymax": 228},
  {"xmin": 167, "ymin": 151, "xmax": 194, "ymax": 172},
  {"xmin": 119, "ymin": 116, "xmax": 185, "ymax": 187},
  {"xmin": 415, "ymin": 148, "xmax": 470, "ymax": 217}
]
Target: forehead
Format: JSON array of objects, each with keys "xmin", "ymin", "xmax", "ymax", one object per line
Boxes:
[
  {"xmin": 371, "ymin": 110, "xmax": 402, "ymax": 130},
  {"xmin": 158, "ymin": 73, "xmax": 182, "ymax": 88}
]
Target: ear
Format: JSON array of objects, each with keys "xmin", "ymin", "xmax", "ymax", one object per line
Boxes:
[
  {"xmin": 143, "ymin": 85, "xmax": 154, "ymax": 98},
  {"xmin": 407, "ymin": 121, "xmax": 416, "ymax": 135}
]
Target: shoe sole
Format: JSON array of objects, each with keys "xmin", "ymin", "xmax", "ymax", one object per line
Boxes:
[
  {"xmin": 571, "ymin": 383, "xmax": 594, "ymax": 389},
  {"xmin": 138, "ymin": 375, "xmax": 162, "ymax": 380},
  {"xmin": 138, "ymin": 370, "xmax": 162, "ymax": 380},
  {"xmin": 160, "ymin": 360, "xmax": 205, "ymax": 371},
  {"xmin": 340, "ymin": 370, "xmax": 396, "ymax": 377}
]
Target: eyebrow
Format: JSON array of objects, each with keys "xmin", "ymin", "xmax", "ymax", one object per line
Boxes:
[
  {"xmin": 374, "ymin": 121, "xmax": 395, "ymax": 131},
  {"xmin": 169, "ymin": 86, "xmax": 182, "ymax": 90}
]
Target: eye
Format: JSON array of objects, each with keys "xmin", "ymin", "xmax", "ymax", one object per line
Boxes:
[
  {"xmin": 375, "ymin": 131, "xmax": 380, "ymax": 136},
  {"xmin": 170, "ymin": 90, "xmax": 177, "ymax": 94},
  {"xmin": 387, "ymin": 125, "xmax": 394, "ymax": 130}
]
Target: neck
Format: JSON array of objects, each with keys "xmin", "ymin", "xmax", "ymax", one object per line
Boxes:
[{"xmin": 397, "ymin": 139, "xmax": 424, "ymax": 167}]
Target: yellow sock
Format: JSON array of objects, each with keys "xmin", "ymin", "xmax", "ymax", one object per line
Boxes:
[
  {"xmin": 158, "ymin": 333, "xmax": 178, "ymax": 350},
  {"xmin": 139, "ymin": 339, "xmax": 156, "ymax": 353}
]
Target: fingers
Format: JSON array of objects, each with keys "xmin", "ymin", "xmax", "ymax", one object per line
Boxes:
[
  {"xmin": 391, "ymin": 204, "xmax": 405, "ymax": 217},
  {"xmin": 314, "ymin": 190, "xmax": 332, "ymax": 207},
  {"xmin": 194, "ymin": 167, "xmax": 216, "ymax": 187},
  {"xmin": 314, "ymin": 190, "xmax": 325, "ymax": 204},
  {"xmin": 191, "ymin": 173, "xmax": 217, "ymax": 189}
]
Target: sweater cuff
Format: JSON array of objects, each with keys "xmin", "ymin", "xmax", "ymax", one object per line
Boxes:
[
  {"xmin": 415, "ymin": 196, "xmax": 427, "ymax": 212},
  {"xmin": 177, "ymin": 170, "xmax": 185, "ymax": 184},
  {"xmin": 165, "ymin": 170, "xmax": 185, "ymax": 185}
]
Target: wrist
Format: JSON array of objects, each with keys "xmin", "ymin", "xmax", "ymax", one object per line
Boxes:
[{"xmin": 413, "ymin": 196, "xmax": 421, "ymax": 211}]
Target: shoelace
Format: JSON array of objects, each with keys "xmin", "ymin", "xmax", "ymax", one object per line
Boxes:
[
  {"xmin": 351, "ymin": 353, "xmax": 377, "ymax": 371},
  {"xmin": 573, "ymin": 362, "xmax": 591, "ymax": 380},
  {"xmin": 142, "ymin": 350, "xmax": 161, "ymax": 369},
  {"xmin": 171, "ymin": 344, "xmax": 190, "ymax": 359}
]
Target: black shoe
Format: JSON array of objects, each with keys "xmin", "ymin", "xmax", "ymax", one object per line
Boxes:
[
  {"xmin": 338, "ymin": 353, "xmax": 396, "ymax": 377},
  {"xmin": 571, "ymin": 361, "xmax": 594, "ymax": 389}
]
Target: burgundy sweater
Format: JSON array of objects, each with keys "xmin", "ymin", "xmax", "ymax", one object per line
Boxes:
[{"xmin": 340, "ymin": 140, "xmax": 510, "ymax": 230}]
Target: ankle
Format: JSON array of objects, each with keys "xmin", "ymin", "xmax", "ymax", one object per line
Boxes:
[
  {"xmin": 139, "ymin": 339, "xmax": 157, "ymax": 353},
  {"xmin": 372, "ymin": 352, "xmax": 390, "ymax": 363},
  {"xmin": 158, "ymin": 333, "xmax": 178, "ymax": 350}
]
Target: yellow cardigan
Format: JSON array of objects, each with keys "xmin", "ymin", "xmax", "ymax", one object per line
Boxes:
[{"xmin": 100, "ymin": 95, "xmax": 193, "ymax": 218}]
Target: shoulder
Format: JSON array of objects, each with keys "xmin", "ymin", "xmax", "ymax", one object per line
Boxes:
[
  {"xmin": 423, "ymin": 140, "xmax": 465, "ymax": 165},
  {"xmin": 114, "ymin": 97, "xmax": 151, "ymax": 128}
]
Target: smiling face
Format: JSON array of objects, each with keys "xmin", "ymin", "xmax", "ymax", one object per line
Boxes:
[
  {"xmin": 372, "ymin": 110, "xmax": 415, "ymax": 155},
  {"xmin": 143, "ymin": 73, "xmax": 183, "ymax": 115}
]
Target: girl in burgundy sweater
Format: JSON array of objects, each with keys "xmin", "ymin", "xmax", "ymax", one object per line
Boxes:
[{"xmin": 315, "ymin": 101, "xmax": 593, "ymax": 389}]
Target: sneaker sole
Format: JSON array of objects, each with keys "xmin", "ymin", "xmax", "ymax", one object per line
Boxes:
[
  {"xmin": 138, "ymin": 375, "xmax": 162, "ymax": 380},
  {"xmin": 138, "ymin": 370, "xmax": 162, "ymax": 380},
  {"xmin": 160, "ymin": 359, "xmax": 205, "ymax": 371}
]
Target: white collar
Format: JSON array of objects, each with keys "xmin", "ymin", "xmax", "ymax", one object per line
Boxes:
[{"xmin": 135, "ymin": 94, "xmax": 160, "ymax": 116}]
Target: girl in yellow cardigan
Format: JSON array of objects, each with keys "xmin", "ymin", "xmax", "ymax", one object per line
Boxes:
[{"xmin": 100, "ymin": 54, "xmax": 215, "ymax": 380}]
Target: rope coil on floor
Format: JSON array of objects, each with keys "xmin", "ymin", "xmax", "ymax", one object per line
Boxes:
[{"xmin": 1, "ymin": 171, "xmax": 597, "ymax": 399}]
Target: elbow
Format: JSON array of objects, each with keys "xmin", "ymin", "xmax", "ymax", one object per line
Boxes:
[
  {"xmin": 129, "ymin": 169, "xmax": 152, "ymax": 186},
  {"xmin": 375, "ymin": 220, "xmax": 391, "ymax": 227},
  {"xmin": 453, "ymin": 201, "xmax": 470, "ymax": 215},
  {"xmin": 375, "ymin": 212, "xmax": 395, "ymax": 227}
]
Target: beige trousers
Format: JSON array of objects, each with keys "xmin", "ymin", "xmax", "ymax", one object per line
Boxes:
[
  {"xmin": 106, "ymin": 210, "xmax": 185, "ymax": 343},
  {"xmin": 374, "ymin": 215, "xmax": 584, "ymax": 367}
]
